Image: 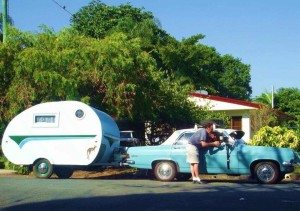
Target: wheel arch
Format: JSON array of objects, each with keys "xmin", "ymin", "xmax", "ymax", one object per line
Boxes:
[
  {"xmin": 151, "ymin": 159, "xmax": 179, "ymax": 171},
  {"xmin": 250, "ymin": 159, "xmax": 280, "ymax": 176},
  {"xmin": 33, "ymin": 156, "xmax": 54, "ymax": 166}
]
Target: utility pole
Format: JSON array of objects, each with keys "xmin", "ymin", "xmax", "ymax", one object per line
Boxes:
[{"xmin": 2, "ymin": 0, "xmax": 8, "ymax": 43}]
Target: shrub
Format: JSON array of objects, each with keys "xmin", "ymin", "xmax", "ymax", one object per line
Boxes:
[
  {"xmin": 0, "ymin": 147, "xmax": 4, "ymax": 168},
  {"xmin": 0, "ymin": 156, "xmax": 5, "ymax": 169},
  {"xmin": 3, "ymin": 159, "xmax": 30, "ymax": 175},
  {"xmin": 0, "ymin": 145, "xmax": 30, "ymax": 174},
  {"xmin": 250, "ymin": 126, "xmax": 300, "ymax": 151}
]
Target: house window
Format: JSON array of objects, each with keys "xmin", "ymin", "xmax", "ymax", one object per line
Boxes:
[{"xmin": 231, "ymin": 116, "xmax": 242, "ymax": 130}]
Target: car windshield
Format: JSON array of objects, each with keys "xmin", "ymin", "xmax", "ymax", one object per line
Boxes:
[
  {"xmin": 222, "ymin": 131, "xmax": 246, "ymax": 145},
  {"xmin": 222, "ymin": 131, "xmax": 230, "ymax": 137}
]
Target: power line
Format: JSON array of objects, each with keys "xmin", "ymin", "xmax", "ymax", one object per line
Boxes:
[{"xmin": 51, "ymin": 0, "xmax": 73, "ymax": 16}]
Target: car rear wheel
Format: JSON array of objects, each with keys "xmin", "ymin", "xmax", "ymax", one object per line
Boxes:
[
  {"xmin": 154, "ymin": 161, "xmax": 176, "ymax": 181},
  {"xmin": 254, "ymin": 162, "xmax": 279, "ymax": 184},
  {"xmin": 33, "ymin": 158, "xmax": 53, "ymax": 179}
]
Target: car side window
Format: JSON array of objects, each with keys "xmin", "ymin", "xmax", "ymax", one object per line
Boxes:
[{"xmin": 175, "ymin": 132, "xmax": 194, "ymax": 145}]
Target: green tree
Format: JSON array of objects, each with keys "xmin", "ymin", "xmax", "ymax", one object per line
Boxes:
[
  {"xmin": 251, "ymin": 91, "xmax": 276, "ymax": 133},
  {"xmin": 71, "ymin": 0, "xmax": 161, "ymax": 40},
  {"xmin": 249, "ymin": 106, "xmax": 277, "ymax": 134},
  {"xmin": 275, "ymin": 87, "xmax": 300, "ymax": 129},
  {"xmin": 158, "ymin": 34, "xmax": 217, "ymax": 91},
  {"xmin": 253, "ymin": 91, "xmax": 273, "ymax": 107},
  {"xmin": 158, "ymin": 35, "xmax": 252, "ymax": 99},
  {"xmin": 71, "ymin": 1, "xmax": 252, "ymax": 100},
  {"xmin": 252, "ymin": 88, "xmax": 300, "ymax": 131},
  {"xmin": 218, "ymin": 55, "xmax": 252, "ymax": 99},
  {"xmin": 1, "ymin": 27, "xmax": 217, "ymax": 140}
]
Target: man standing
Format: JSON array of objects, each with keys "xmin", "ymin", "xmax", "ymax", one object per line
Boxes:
[{"xmin": 186, "ymin": 122, "xmax": 220, "ymax": 184}]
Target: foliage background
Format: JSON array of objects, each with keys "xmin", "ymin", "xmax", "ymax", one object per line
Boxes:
[
  {"xmin": 1, "ymin": 1, "xmax": 299, "ymax": 144},
  {"xmin": 1, "ymin": 1, "xmax": 300, "ymax": 174},
  {"xmin": 0, "ymin": 1, "xmax": 253, "ymax": 143},
  {"xmin": 250, "ymin": 126, "xmax": 300, "ymax": 152}
]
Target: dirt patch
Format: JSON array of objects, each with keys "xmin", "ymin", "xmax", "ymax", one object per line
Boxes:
[
  {"xmin": 70, "ymin": 167, "xmax": 150, "ymax": 179},
  {"xmin": 0, "ymin": 167, "xmax": 151, "ymax": 179}
]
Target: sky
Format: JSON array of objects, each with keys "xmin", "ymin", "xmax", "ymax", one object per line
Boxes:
[{"xmin": 2, "ymin": 0, "xmax": 300, "ymax": 98}]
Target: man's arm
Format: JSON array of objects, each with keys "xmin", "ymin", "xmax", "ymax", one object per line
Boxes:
[{"xmin": 200, "ymin": 140, "xmax": 220, "ymax": 148}]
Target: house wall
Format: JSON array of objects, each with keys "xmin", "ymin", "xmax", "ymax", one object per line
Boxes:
[
  {"xmin": 224, "ymin": 110, "xmax": 251, "ymax": 142},
  {"xmin": 189, "ymin": 96, "xmax": 257, "ymax": 142}
]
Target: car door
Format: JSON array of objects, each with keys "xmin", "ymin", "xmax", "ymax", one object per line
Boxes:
[
  {"xmin": 200, "ymin": 144, "xmax": 229, "ymax": 174},
  {"xmin": 203, "ymin": 143, "xmax": 240, "ymax": 174},
  {"xmin": 170, "ymin": 132, "xmax": 193, "ymax": 173}
]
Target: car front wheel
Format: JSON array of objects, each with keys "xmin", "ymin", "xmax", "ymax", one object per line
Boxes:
[
  {"xmin": 154, "ymin": 161, "xmax": 176, "ymax": 181},
  {"xmin": 254, "ymin": 162, "xmax": 279, "ymax": 184}
]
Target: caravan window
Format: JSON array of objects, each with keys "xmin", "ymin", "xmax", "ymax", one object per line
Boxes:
[
  {"xmin": 35, "ymin": 115, "xmax": 55, "ymax": 123},
  {"xmin": 33, "ymin": 113, "xmax": 59, "ymax": 127}
]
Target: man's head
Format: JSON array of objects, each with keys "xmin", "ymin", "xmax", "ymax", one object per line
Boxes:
[{"xmin": 202, "ymin": 121, "xmax": 214, "ymax": 133}]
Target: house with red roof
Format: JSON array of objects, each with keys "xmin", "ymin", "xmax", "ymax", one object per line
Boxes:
[{"xmin": 189, "ymin": 91, "xmax": 262, "ymax": 141}]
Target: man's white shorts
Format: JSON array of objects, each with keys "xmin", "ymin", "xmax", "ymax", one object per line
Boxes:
[{"xmin": 186, "ymin": 144, "xmax": 199, "ymax": 163}]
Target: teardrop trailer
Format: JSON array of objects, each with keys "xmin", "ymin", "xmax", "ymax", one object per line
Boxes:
[{"xmin": 1, "ymin": 101, "xmax": 125, "ymax": 178}]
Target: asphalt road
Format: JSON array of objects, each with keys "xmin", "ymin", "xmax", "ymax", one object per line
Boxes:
[{"xmin": 1, "ymin": 175, "xmax": 300, "ymax": 211}]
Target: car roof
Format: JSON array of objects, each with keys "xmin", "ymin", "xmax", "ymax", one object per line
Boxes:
[
  {"xmin": 161, "ymin": 128, "xmax": 196, "ymax": 145},
  {"xmin": 161, "ymin": 128, "xmax": 241, "ymax": 145}
]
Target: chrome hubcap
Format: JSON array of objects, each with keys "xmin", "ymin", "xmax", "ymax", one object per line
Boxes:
[
  {"xmin": 158, "ymin": 163, "xmax": 172, "ymax": 179},
  {"xmin": 38, "ymin": 163, "xmax": 48, "ymax": 174},
  {"xmin": 257, "ymin": 164, "xmax": 275, "ymax": 182}
]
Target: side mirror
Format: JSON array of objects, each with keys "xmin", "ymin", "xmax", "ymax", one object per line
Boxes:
[
  {"xmin": 229, "ymin": 131, "xmax": 245, "ymax": 139},
  {"xmin": 220, "ymin": 136, "xmax": 229, "ymax": 143}
]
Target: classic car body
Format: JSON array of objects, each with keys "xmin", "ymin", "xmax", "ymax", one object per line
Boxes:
[{"xmin": 126, "ymin": 128, "xmax": 300, "ymax": 184}]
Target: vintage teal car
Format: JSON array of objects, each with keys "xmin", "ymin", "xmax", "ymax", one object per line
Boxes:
[{"xmin": 126, "ymin": 128, "xmax": 300, "ymax": 184}]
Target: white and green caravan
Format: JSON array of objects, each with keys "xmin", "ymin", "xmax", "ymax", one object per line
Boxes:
[{"xmin": 1, "ymin": 101, "xmax": 124, "ymax": 178}]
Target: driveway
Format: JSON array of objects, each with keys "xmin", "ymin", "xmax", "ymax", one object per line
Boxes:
[{"xmin": 1, "ymin": 172, "xmax": 300, "ymax": 211}]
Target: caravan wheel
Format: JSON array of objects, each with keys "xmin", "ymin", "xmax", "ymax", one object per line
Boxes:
[{"xmin": 33, "ymin": 158, "xmax": 53, "ymax": 179}]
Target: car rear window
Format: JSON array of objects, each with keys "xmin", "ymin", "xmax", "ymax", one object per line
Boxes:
[{"xmin": 175, "ymin": 132, "xmax": 194, "ymax": 145}]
